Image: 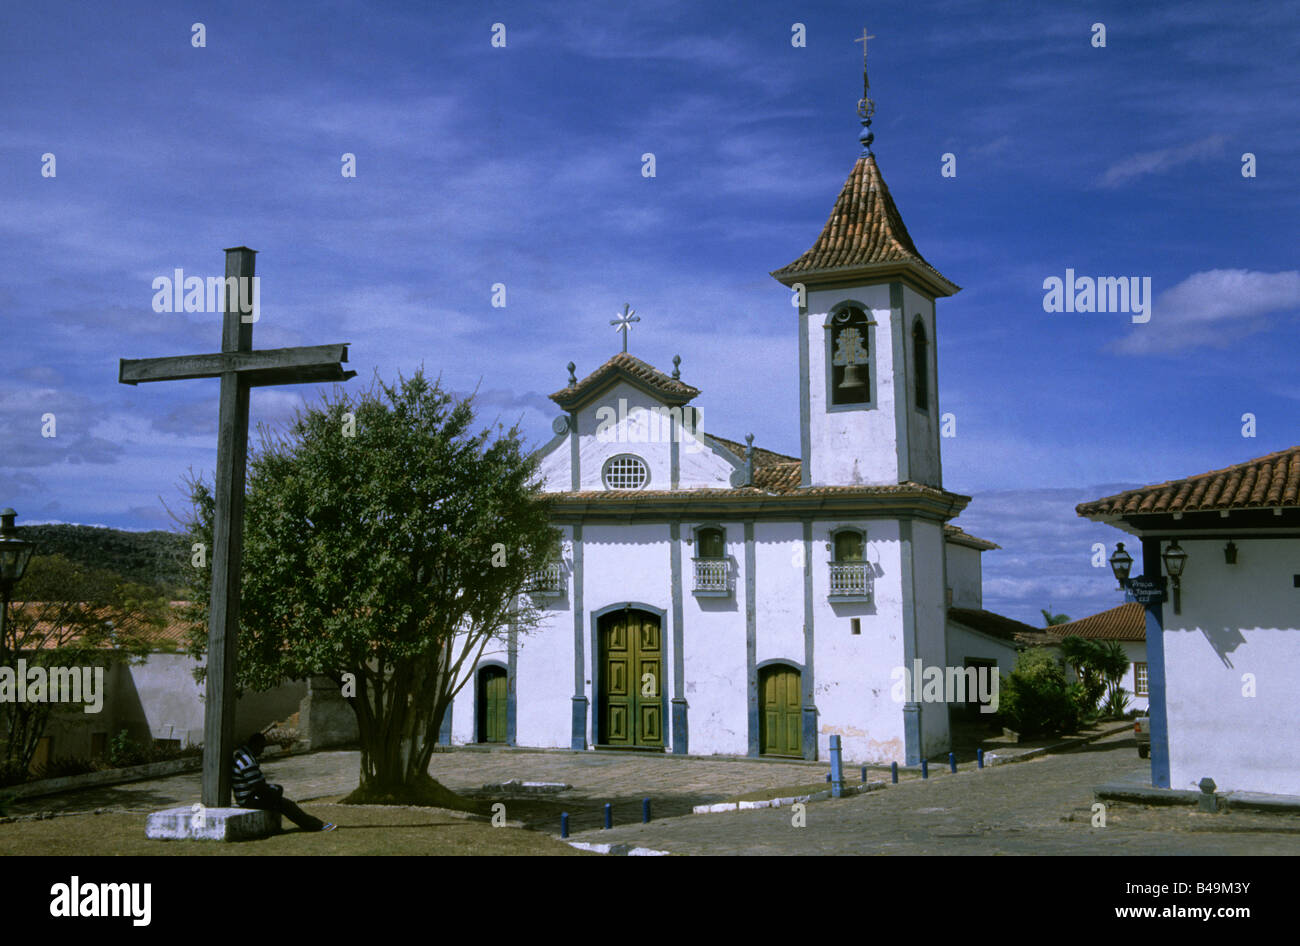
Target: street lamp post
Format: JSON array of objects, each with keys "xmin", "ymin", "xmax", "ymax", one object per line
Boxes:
[{"xmin": 0, "ymin": 508, "xmax": 37, "ymax": 645}]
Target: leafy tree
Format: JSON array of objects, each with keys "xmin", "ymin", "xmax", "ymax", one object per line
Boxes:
[
  {"xmin": 997, "ymin": 647, "xmax": 1078, "ymax": 738},
  {"xmin": 1096, "ymin": 640, "xmax": 1132, "ymax": 717},
  {"xmin": 1041, "ymin": 608, "xmax": 1071, "ymax": 627},
  {"xmin": 181, "ymin": 371, "xmax": 557, "ymax": 804},
  {"xmin": 1, "ymin": 554, "xmax": 163, "ymax": 781}
]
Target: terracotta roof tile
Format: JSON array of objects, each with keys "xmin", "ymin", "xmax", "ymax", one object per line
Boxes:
[
  {"xmin": 944, "ymin": 524, "xmax": 1000, "ymax": 550},
  {"xmin": 1047, "ymin": 603, "xmax": 1146, "ymax": 642},
  {"xmin": 771, "ymin": 155, "xmax": 958, "ymax": 295},
  {"xmin": 7, "ymin": 601, "xmax": 194, "ymax": 651},
  {"xmin": 1077, "ymin": 445, "xmax": 1300, "ymax": 518},
  {"xmin": 947, "ymin": 608, "xmax": 1052, "ymax": 646},
  {"xmin": 550, "ymin": 353, "xmax": 700, "ymax": 409}
]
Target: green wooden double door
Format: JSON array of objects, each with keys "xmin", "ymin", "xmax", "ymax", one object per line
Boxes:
[{"xmin": 599, "ymin": 609, "xmax": 664, "ymax": 748}]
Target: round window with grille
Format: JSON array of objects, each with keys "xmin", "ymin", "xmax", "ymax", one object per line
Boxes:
[{"xmin": 602, "ymin": 454, "xmax": 649, "ymax": 490}]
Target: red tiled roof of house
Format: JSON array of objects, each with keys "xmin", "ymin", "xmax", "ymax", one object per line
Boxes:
[
  {"xmin": 1077, "ymin": 445, "xmax": 1300, "ymax": 518},
  {"xmin": 944, "ymin": 524, "xmax": 1000, "ymax": 551},
  {"xmin": 7, "ymin": 601, "xmax": 195, "ymax": 651},
  {"xmin": 1048, "ymin": 602, "xmax": 1146, "ymax": 642},
  {"xmin": 770, "ymin": 155, "xmax": 958, "ymax": 296},
  {"xmin": 549, "ymin": 352, "xmax": 700, "ymax": 409},
  {"xmin": 948, "ymin": 608, "xmax": 1052, "ymax": 646}
]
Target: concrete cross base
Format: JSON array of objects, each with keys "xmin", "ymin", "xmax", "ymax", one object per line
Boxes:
[{"xmin": 146, "ymin": 806, "xmax": 282, "ymax": 842}]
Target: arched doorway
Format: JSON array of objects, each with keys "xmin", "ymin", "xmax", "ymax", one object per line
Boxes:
[
  {"xmin": 476, "ymin": 665, "xmax": 508, "ymax": 744},
  {"xmin": 597, "ymin": 608, "xmax": 664, "ymax": 748},
  {"xmin": 759, "ymin": 664, "xmax": 802, "ymax": 757}
]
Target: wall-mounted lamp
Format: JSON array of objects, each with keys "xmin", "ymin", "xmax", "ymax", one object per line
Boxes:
[
  {"xmin": 1224, "ymin": 540, "xmax": 1238, "ymax": 565},
  {"xmin": 1162, "ymin": 540, "xmax": 1187, "ymax": 614},
  {"xmin": 1108, "ymin": 542, "xmax": 1133, "ymax": 588}
]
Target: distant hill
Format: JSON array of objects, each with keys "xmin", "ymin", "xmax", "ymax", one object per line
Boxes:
[{"xmin": 15, "ymin": 524, "xmax": 190, "ymax": 594}]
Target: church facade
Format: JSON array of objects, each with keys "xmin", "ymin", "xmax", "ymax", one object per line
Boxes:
[{"xmin": 445, "ymin": 94, "xmax": 1017, "ymax": 765}]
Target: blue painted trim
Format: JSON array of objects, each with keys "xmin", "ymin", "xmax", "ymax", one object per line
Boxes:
[
  {"xmin": 801, "ymin": 519, "xmax": 816, "ymax": 760},
  {"xmin": 899, "ymin": 518, "xmax": 921, "ymax": 764},
  {"xmin": 568, "ymin": 411, "xmax": 580, "ymax": 491},
  {"xmin": 745, "ymin": 520, "xmax": 759, "ymax": 757},
  {"xmin": 695, "ymin": 432, "xmax": 746, "ymax": 473},
  {"xmin": 823, "ymin": 299, "xmax": 878, "ymax": 414},
  {"xmin": 589, "ymin": 601, "xmax": 670, "ymax": 748},
  {"xmin": 531, "ymin": 424, "xmax": 570, "ymax": 466},
  {"xmin": 1140, "ymin": 538, "xmax": 1171, "ymax": 788},
  {"xmin": 670, "ymin": 522, "xmax": 687, "ymax": 753},
  {"xmin": 507, "ymin": 618, "xmax": 518, "ymax": 746},
  {"xmin": 438, "ymin": 693, "xmax": 453, "ymax": 745},
  {"xmin": 890, "ymin": 283, "xmax": 910, "ymax": 483},
  {"xmin": 571, "ymin": 523, "xmax": 586, "ymax": 750},
  {"xmin": 670, "ymin": 413, "xmax": 680, "ymax": 490},
  {"xmin": 798, "ymin": 307, "xmax": 812, "ymax": 487}
]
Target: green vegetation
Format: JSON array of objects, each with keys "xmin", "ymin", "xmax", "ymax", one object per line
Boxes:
[
  {"xmin": 13, "ymin": 524, "xmax": 188, "ymax": 596},
  {"xmin": 181, "ymin": 371, "xmax": 557, "ymax": 805},
  {"xmin": 1, "ymin": 557, "xmax": 167, "ymax": 782},
  {"xmin": 996, "ymin": 648, "xmax": 1079, "ymax": 738}
]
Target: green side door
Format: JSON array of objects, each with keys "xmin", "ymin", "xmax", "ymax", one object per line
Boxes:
[
  {"xmin": 760, "ymin": 665, "xmax": 802, "ymax": 757},
  {"xmin": 478, "ymin": 666, "xmax": 508, "ymax": 744}
]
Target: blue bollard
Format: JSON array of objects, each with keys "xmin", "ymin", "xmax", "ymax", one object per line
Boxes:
[
  {"xmin": 642, "ymin": 798, "xmax": 651, "ymax": 823},
  {"xmin": 949, "ymin": 752, "xmax": 957, "ymax": 774},
  {"xmin": 829, "ymin": 734, "xmax": 845, "ymax": 798},
  {"xmin": 861, "ymin": 765, "xmax": 868, "ymax": 783},
  {"xmin": 977, "ymin": 748, "xmax": 984, "ymax": 769},
  {"xmin": 603, "ymin": 802, "xmax": 612, "ymax": 830},
  {"xmin": 891, "ymin": 761, "xmax": 899, "ymax": 784},
  {"xmin": 561, "ymin": 812, "xmax": 569, "ymax": 838},
  {"xmin": 921, "ymin": 759, "xmax": 929, "ymax": 779}
]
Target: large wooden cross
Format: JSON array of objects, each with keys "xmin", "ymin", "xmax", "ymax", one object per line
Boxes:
[{"xmin": 119, "ymin": 246, "xmax": 355, "ymax": 807}]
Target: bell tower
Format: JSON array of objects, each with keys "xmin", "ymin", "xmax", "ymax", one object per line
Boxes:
[{"xmin": 771, "ymin": 37, "xmax": 959, "ymax": 489}]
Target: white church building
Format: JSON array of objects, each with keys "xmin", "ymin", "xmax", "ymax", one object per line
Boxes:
[{"xmin": 444, "ymin": 85, "xmax": 1032, "ymax": 765}]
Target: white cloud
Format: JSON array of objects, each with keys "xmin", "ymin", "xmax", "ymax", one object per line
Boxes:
[
  {"xmin": 1097, "ymin": 134, "xmax": 1226, "ymax": 188},
  {"xmin": 1112, "ymin": 269, "xmax": 1300, "ymax": 354}
]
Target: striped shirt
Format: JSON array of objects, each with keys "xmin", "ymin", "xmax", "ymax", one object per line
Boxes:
[{"xmin": 231, "ymin": 746, "xmax": 269, "ymax": 806}]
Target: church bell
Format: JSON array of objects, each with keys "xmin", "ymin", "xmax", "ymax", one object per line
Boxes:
[{"xmin": 839, "ymin": 364, "xmax": 866, "ymax": 390}]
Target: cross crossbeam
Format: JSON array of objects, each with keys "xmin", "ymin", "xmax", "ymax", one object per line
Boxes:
[
  {"xmin": 119, "ymin": 343, "xmax": 355, "ymax": 387},
  {"xmin": 120, "ymin": 246, "xmax": 354, "ymax": 809}
]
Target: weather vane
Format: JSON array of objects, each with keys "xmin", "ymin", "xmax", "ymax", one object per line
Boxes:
[
  {"xmin": 854, "ymin": 27, "xmax": 877, "ymax": 155},
  {"xmin": 610, "ymin": 303, "xmax": 639, "ymax": 353}
]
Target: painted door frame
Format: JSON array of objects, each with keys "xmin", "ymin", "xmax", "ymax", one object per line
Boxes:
[
  {"xmin": 590, "ymin": 601, "xmax": 670, "ymax": 750},
  {"xmin": 756, "ymin": 658, "xmax": 805, "ymax": 758},
  {"xmin": 474, "ymin": 660, "xmax": 511, "ymax": 745}
]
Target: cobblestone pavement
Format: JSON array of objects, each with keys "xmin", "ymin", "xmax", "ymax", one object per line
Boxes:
[
  {"xmin": 583, "ymin": 732, "xmax": 1300, "ymax": 854},
  {"xmin": 11, "ymin": 746, "xmax": 840, "ymax": 822},
  {"xmin": 13, "ymin": 733, "xmax": 1299, "ymax": 854}
]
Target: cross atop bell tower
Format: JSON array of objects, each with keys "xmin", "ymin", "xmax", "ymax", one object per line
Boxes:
[{"xmin": 769, "ymin": 37, "xmax": 960, "ymax": 490}]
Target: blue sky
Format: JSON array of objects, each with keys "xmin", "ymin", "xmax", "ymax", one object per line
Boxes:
[{"xmin": 1, "ymin": 0, "xmax": 1296, "ymax": 626}]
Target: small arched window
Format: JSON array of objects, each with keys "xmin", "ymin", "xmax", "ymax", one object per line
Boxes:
[
  {"xmin": 912, "ymin": 318, "xmax": 929, "ymax": 411},
  {"xmin": 696, "ymin": 527, "xmax": 725, "ymax": 559},
  {"xmin": 828, "ymin": 307, "xmax": 872, "ymax": 406},
  {"xmin": 833, "ymin": 530, "xmax": 864, "ymax": 562}
]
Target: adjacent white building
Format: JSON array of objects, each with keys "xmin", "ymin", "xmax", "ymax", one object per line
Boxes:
[
  {"xmin": 1079, "ymin": 446, "xmax": 1300, "ymax": 795},
  {"xmin": 444, "ymin": 109, "xmax": 1031, "ymax": 765}
]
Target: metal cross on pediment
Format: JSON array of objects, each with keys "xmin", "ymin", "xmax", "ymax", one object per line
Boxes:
[
  {"xmin": 610, "ymin": 303, "xmax": 639, "ymax": 353},
  {"xmin": 119, "ymin": 246, "xmax": 355, "ymax": 808}
]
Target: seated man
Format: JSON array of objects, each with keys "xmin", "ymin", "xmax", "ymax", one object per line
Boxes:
[{"xmin": 232, "ymin": 732, "xmax": 335, "ymax": 833}]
